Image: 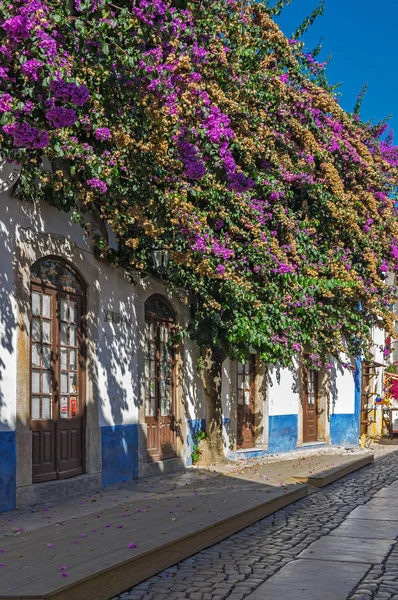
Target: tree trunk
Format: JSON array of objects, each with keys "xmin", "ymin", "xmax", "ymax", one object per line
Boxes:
[{"xmin": 199, "ymin": 347, "xmax": 228, "ymax": 465}]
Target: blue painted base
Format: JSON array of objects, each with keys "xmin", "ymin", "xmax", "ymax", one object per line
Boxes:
[
  {"xmin": 0, "ymin": 430, "xmax": 16, "ymax": 513},
  {"xmin": 268, "ymin": 414, "xmax": 298, "ymax": 454},
  {"xmin": 330, "ymin": 413, "xmax": 360, "ymax": 447},
  {"xmin": 101, "ymin": 424, "xmax": 138, "ymax": 486}
]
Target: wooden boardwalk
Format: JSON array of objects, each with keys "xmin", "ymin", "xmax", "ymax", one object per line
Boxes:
[{"xmin": 0, "ymin": 453, "xmax": 373, "ymax": 600}]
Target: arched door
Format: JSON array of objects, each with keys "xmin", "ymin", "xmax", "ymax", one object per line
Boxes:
[
  {"xmin": 30, "ymin": 258, "xmax": 85, "ymax": 482},
  {"xmin": 144, "ymin": 295, "xmax": 176, "ymax": 461}
]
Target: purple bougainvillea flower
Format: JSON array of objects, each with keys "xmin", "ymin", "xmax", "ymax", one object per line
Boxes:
[
  {"xmin": 128, "ymin": 543, "xmax": 137, "ymax": 549},
  {"xmin": 95, "ymin": 127, "xmax": 111, "ymax": 141},
  {"xmin": 60, "ymin": 565, "xmax": 67, "ymax": 571},
  {"xmin": 45, "ymin": 107, "xmax": 77, "ymax": 129},
  {"xmin": 47, "ymin": 543, "xmax": 54, "ymax": 548},
  {"xmin": 79, "ymin": 533, "xmax": 87, "ymax": 538},
  {"xmin": 86, "ymin": 178, "xmax": 108, "ymax": 194}
]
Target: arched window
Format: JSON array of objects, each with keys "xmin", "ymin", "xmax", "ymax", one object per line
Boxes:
[
  {"xmin": 30, "ymin": 257, "xmax": 85, "ymax": 483},
  {"xmin": 144, "ymin": 295, "xmax": 176, "ymax": 461}
]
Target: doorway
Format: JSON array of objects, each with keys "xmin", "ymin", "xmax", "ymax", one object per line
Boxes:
[
  {"xmin": 237, "ymin": 356, "xmax": 256, "ymax": 449},
  {"xmin": 30, "ymin": 258, "xmax": 85, "ymax": 483},
  {"xmin": 302, "ymin": 362, "xmax": 319, "ymax": 443},
  {"xmin": 144, "ymin": 295, "xmax": 177, "ymax": 461}
]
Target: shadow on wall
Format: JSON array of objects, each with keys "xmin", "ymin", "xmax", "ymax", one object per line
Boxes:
[
  {"xmin": 96, "ymin": 269, "xmax": 139, "ymax": 428},
  {"xmin": 0, "ymin": 214, "xmax": 17, "ymax": 430}
]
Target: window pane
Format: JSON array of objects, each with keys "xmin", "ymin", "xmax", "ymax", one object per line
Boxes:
[
  {"xmin": 61, "ymin": 348, "xmax": 68, "ymax": 369},
  {"xmin": 69, "ymin": 349, "xmax": 76, "ymax": 369},
  {"xmin": 61, "ymin": 372, "xmax": 68, "ymax": 394},
  {"xmin": 42, "ymin": 371, "xmax": 51, "ymax": 394},
  {"xmin": 60, "ymin": 397, "xmax": 68, "ymax": 419},
  {"xmin": 238, "ymin": 391, "xmax": 244, "ymax": 405},
  {"xmin": 61, "ymin": 323, "xmax": 68, "ymax": 346},
  {"xmin": 41, "ymin": 396, "xmax": 51, "ymax": 419},
  {"xmin": 32, "ymin": 370, "xmax": 40, "ymax": 394},
  {"xmin": 42, "ymin": 320, "xmax": 51, "ymax": 343},
  {"xmin": 60, "ymin": 298, "xmax": 68, "ymax": 322},
  {"xmin": 146, "ymin": 393, "xmax": 156, "ymax": 417},
  {"xmin": 70, "ymin": 301, "xmax": 77, "ymax": 324},
  {"xmin": 42, "ymin": 295, "xmax": 51, "ymax": 318},
  {"xmin": 31, "ymin": 397, "xmax": 40, "ymax": 420},
  {"xmin": 32, "ymin": 318, "xmax": 41, "ymax": 341},
  {"xmin": 244, "ymin": 390, "xmax": 251, "ymax": 405},
  {"xmin": 32, "ymin": 343, "xmax": 41, "ymax": 368},
  {"xmin": 70, "ymin": 325, "xmax": 76, "ymax": 347},
  {"xmin": 69, "ymin": 372, "xmax": 77, "ymax": 394},
  {"xmin": 32, "ymin": 292, "xmax": 41, "ymax": 316},
  {"xmin": 237, "ymin": 373, "xmax": 243, "ymax": 390},
  {"xmin": 42, "ymin": 345, "xmax": 51, "ymax": 369},
  {"xmin": 238, "ymin": 362, "xmax": 244, "ymax": 374},
  {"xmin": 160, "ymin": 382, "xmax": 171, "ymax": 416}
]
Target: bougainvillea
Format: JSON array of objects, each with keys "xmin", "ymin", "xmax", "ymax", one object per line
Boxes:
[{"xmin": 1, "ymin": 0, "xmax": 398, "ymax": 374}]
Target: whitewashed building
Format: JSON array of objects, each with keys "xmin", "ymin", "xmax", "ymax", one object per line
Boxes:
[{"xmin": 0, "ymin": 187, "xmax": 364, "ymax": 513}]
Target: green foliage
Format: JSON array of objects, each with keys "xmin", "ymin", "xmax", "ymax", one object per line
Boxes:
[
  {"xmin": 293, "ymin": 0, "xmax": 326, "ymax": 39},
  {"xmin": 191, "ymin": 430, "xmax": 206, "ymax": 464},
  {"xmin": 354, "ymin": 83, "xmax": 369, "ymax": 117},
  {"xmin": 269, "ymin": 0, "xmax": 294, "ymax": 16}
]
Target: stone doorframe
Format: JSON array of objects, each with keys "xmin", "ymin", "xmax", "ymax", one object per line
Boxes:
[
  {"xmin": 14, "ymin": 228, "xmax": 102, "ymax": 507},
  {"xmin": 135, "ymin": 280, "xmax": 189, "ymax": 477},
  {"xmin": 228, "ymin": 355, "xmax": 269, "ymax": 453},
  {"xmin": 297, "ymin": 358, "xmax": 330, "ymax": 447}
]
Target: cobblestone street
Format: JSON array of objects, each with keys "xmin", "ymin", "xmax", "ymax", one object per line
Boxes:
[{"xmin": 117, "ymin": 446, "xmax": 398, "ymax": 600}]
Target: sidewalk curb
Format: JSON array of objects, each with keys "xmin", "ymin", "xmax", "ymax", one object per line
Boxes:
[{"xmin": 292, "ymin": 454, "xmax": 374, "ymax": 487}]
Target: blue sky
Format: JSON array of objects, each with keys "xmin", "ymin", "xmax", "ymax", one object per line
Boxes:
[{"xmin": 276, "ymin": 0, "xmax": 398, "ymax": 134}]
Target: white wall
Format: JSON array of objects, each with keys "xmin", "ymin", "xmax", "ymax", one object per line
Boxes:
[
  {"xmin": 183, "ymin": 339, "xmax": 206, "ymax": 421},
  {"xmin": 0, "ymin": 201, "xmax": 17, "ymax": 431},
  {"xmin": 97, "ymin": 268, "xmax": 138, "ymax": 427},
  {"xmin": 330, "ymin": 361, "xmax": 355, "ymax": 415},
  {"xmin": 267, "ymin": 363, "xmax": 300, "ymax": 416}
]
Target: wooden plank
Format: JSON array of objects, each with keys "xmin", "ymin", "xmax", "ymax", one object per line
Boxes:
[
  {"xmin": 0, "ymin": 485, "xmax": 291, "ymax": 592},
  {"xmin": 0, "ymin": 484, "xmax": 307, "ymax": 600},
  {"xmin": 293, "ymin": 455, "xmax": 373, "ymax": 487}
]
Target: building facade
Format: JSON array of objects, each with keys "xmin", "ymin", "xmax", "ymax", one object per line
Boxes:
[{"xmin": 0, "ymin": 191, "xmax": 364, "ymax": 513}]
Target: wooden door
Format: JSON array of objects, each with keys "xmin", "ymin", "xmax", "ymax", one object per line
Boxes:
[
  {"xmin": 303, "ymin": 364, "xmax": 318, "ymax": 443},
  {"xmin": 237, "ymin": 356, "xmax": 256, "ymax": 449},
  {"xmin": 30, "ymin": 259, "xmax": 85, "ymax": 483},
  {"xmin": 360, "ymin": 361, "xmax": 371, "ymax": 438},
  {"xmin": 144, "ymin": 296, "xmax": 176, "ymax": 462}
]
